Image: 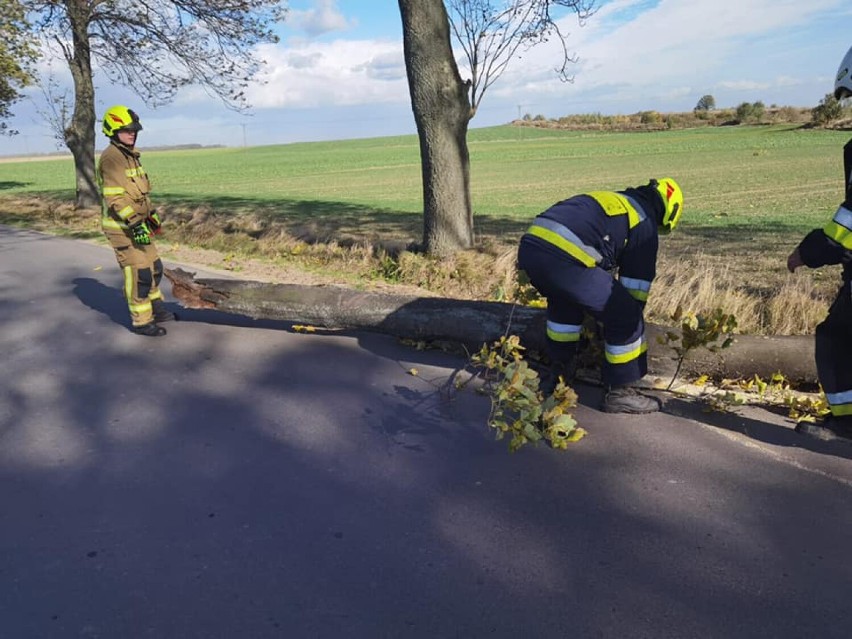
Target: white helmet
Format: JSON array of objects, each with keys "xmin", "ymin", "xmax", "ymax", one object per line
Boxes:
[{"xmin": 836, "ymin": 45, "xmax": 852, "ymax": 100}]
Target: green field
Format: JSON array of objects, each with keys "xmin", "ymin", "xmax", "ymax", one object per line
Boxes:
[
  {"xmin": 2, "ymin": 123, "xmax": 850, "ymax": 335},
  {"xmin": 1, "ymin": 123, "xmax": 847, "ymax": 235}
]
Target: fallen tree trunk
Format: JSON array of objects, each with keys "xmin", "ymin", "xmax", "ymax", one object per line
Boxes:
[{"xmin": 164, "ymin": 268, "xmax": 818, "ymax": 386}]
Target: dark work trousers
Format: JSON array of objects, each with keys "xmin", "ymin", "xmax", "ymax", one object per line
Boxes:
[
  {"xmin": 815, "ymin": 280, "xmax": 852, "ymax": 416},
  {"xmin": 517, "ymin": 237, "xmax": 647, "ymax": 387}
]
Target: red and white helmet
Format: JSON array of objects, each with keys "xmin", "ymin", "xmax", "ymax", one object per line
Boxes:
[{"xmin": 835, "ymin": 45, "xmax": 852, "ymax": 100}]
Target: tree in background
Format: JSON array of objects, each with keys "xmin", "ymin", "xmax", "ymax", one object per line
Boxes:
[
  {"xmin": 23, "ymin": 0, "xmax": 287, "ymax": 208},
  {"xmin": 0, "ymin": 0, "xmax": 38, "ymax": 135},
  {"xmin": 694, "ymin": 94, "xmax": 715, "ymax": 112},
  {"xmin": 735, "ymin": 102, "xmax": 750, "ymax": 122},
  {"xmin": 735, "ymin": 101, "xmax": 765, "ymax": 124},
  {"xmin": 812, "ymin": 93, "xmax": 843, "ymax": 126},
  {"xmin": 398, "ymin": 0, "xmax": 595, "ymax": 257}
]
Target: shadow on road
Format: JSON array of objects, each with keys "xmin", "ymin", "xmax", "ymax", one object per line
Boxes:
[
  {"xmin": 73, "ymin": 276, "xmax": 307, "ymax": 333},
  {"xmin": 1, "ymin": 231, "xmax": 850, "ymax": 636},
  {"xmin": 663, "ymin": 396, "xmax": 852, "ymax": 461},
  {"xmin": 72, "ymin": 275, "xmax": 852, "ymax": 464},
  {"xmin": 72, "ymin": 277, "xmax": 130, "ymax": 328}
]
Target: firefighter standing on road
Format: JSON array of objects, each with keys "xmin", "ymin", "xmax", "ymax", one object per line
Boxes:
[
  {"xmin": 98, "ymin": 105, "xmax": 175, "ymax": 337},
  {"xmin": 787, "ymin": 45, "xmax": 852, "ymax": 439},
  {"xmin": 517, "ymin": 178, "xmax": 684, "ymax": 414}
]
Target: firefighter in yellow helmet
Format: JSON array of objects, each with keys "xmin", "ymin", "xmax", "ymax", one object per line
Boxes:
[
  {"xmin": 517, "ymin": 178, "xmax": 684, "ymax": 413},
  {"xmin": 788, "ymin": 44, "xmax": 852, "ymax": 440},
  {"xmin": 97, "ymin": 105, "xmax": 175, "ymax": 336}
]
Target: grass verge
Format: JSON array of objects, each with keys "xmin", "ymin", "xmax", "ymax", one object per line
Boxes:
[{"xmin": 0, "ymin": 193, "xmax": 839, "ymax": 336}]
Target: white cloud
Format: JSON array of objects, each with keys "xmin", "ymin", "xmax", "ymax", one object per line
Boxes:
[
  {"xmin": 246, "ymin": 39, "xmax": 407, "ymax": 109},
  {"xmin": 482, "ymin": 0, "xmax": 847, "ymax": 112},
  {"xmin": 716, "ymin": 80, "xmax": 771, "ymax": 92},
  {"xmin": 288, "ymin": 52, "xmax": 324, "ymax": 69},
  {"xmin": 568, "ymin": 0, "xmax": 843, "ymax": 86},
  {"xmin": 357, "ymin": 51, "xmax": 407, "ymax": 81},
  {"xmin": 289, "ymin": 0, "xmax": 356, "ymax": 37}
]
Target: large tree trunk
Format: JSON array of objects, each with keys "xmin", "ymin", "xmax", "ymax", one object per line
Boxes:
[
  {"xmin": 63, "ymin": 1, "xmax": 98, "ymax": 209},
  {"xmin": 398, "ymin": 0, "xmax": 474, "ymax": 257},
  {"xmin": 164, "ymin": 268, "xmax": 819, "ymax": 387}
]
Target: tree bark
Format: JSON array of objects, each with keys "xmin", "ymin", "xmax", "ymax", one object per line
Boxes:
[
  {"xmin": 164, "ymin": 268, "xmax": 819, "ymax": 386},
  {"xmin": 399, "ymin": 0, "xmax": 474, "ymax": 256},
  {"xmin": 63, "ymin": 0, "xmax": 98, "ymax": 209}
]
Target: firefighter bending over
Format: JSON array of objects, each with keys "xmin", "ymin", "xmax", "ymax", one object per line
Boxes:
[
  {"xmin": 97, "ymin": 105, "xmax": 175, "ymax": 337},
  {"xmin": 517, "ymin": 178, "xmax": 684, "ymax": 414},
  {"xmin": 787, "ymin": 44, "xmax": 852, "ymax": 439}
]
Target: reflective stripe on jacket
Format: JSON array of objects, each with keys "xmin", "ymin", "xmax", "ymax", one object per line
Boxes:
[
  {"xmin": 523, "ymin": 191, "xmax": 659, "ymax": 303},
  {"xmin": 823, "ymin": 204, "xmax": 852, "ymax": 250},
  {"xmin": 97, "ymin": 141, "xmax": 152, "ymax": 232},
  {"xmin": 798, "ymin": 203, "xmax": 852, "ymax": 282}
]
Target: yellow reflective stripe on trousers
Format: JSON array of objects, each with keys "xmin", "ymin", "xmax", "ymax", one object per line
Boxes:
[
  {"xmin": 620, "ymin": 276, "xmax": 651, "ymax": 302},
  {"xmin": 827, "ymin": 389, "xmax": 852, "ymax": 416},
  {"xmin": 526, "ymin": 219, "xmax": 602, "ymax": 267},
  {"xmin": 823, "ymin": 205, "xmax": 852, "ymax": 249},
  {"xmin": 546, "ymin": 321, "xmax": 582, "ymax": 342},
  {"xmin": 605, "ymin": 336, "xmax": 647, "ymax": 364},
  {"xmin": 123, "ymin": 266, "xmax": 134, "ymax": 301},
  {"xmin": 102, "ymin": 186, "xmax": 125, "ymax": 196},
  {"xmin": 129, "ymin": 300, "xmax": 153, "ymax": 313},
  {"xmin": 124, "ymin": 267, "xmax": 153, "ymax": 314}
]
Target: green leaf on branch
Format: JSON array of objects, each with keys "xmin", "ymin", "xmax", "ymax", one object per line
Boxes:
[
  {"xmin": 468, "ymin": 335, "xmax": 585, "ymax": 453},
  {"xmin": 659, "ymin": 306, "xmax": 738, "ymax": 390}
]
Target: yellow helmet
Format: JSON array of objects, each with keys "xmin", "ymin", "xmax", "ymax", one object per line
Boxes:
[
  {"xmin": 102, "ymin": 105, "xmax": 142, "ymax": 138},
  {"xmin": 651, "ymin": 177, "xmax": 684, "ymax": 233}
]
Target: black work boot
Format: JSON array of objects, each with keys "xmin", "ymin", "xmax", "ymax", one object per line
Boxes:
[
  {"xmin": 132, "ymin": 322, "xmax": 167, "ymax": 337},
  {"xmin": 795, "ymin": 415, "xmax": 852, "ymax": 441},
  {"xmin": 602, "ymin": 385, "xmax": 661, "ymax": 414},
  {"xmin": 152, "ymin": 299, "xmax": 177, "ymax": 323}
]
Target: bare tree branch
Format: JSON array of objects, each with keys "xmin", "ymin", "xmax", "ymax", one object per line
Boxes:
[
  {"xmin": 31, "ymin": 69, "xmax": 73, "ymax": 148},
  {"xmin": 27, "ymin": 0, "xmax": 287, "ymax": 111},
  {"xmin": 446, "ymin": 0, "xmax": 596, "ymax": 115}
]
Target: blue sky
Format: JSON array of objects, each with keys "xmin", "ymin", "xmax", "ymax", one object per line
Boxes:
[{"xmin": 2, "ymin": 0, "xmax": 850, "ymax": 156}]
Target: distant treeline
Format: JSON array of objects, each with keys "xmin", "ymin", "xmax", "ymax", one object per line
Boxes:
[
  {"xmin": 145, "ymin": 144, "xmax": 225, "ymax": 152},
  {"xmin": 514, "ymin": 104, "xmax": 852, "ymax": 132}
]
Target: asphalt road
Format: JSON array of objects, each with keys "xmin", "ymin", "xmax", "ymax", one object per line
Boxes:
[{"xmin": 2, "ymin": 225, "xmax": 852, "ymax": 639}]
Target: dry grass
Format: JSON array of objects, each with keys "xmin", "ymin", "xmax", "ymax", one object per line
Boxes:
[
  {"xmin": 648, "ymin": 259, "xmax": 764, "ymax": 332},
  {"xmin": 0, "ymin": 195, "xmax": 842, "ymax": 336},
  {"xmin": 648, "ymin": 249, "xmax": 840, "ymax": 335},
  {"xmin": 764, "ymin": 276, "xmax": 834, "ymax": 335}
]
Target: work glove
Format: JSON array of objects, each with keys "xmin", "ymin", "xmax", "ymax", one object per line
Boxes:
[
  {"xmin": 147, "ymin": 209, "xmax": 163, "ymax": 235},
  {"xmin": 130, "ymin": 220, "xmax": 152, "ymax": 245}
]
